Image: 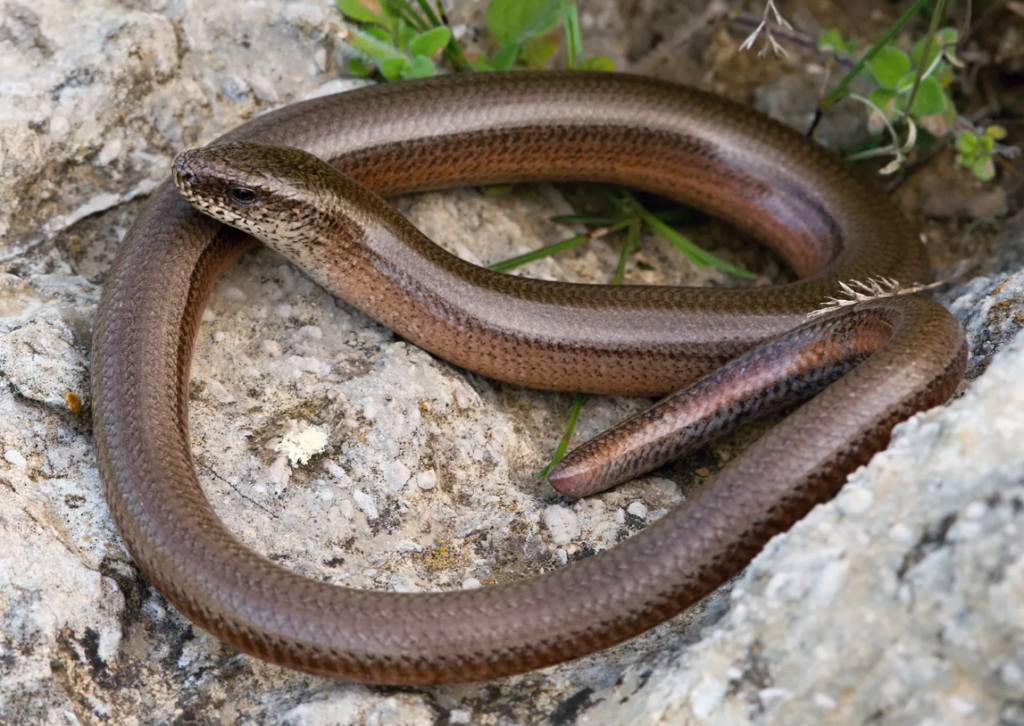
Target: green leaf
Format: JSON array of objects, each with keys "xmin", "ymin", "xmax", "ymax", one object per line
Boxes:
[
  {"xmin": 869, "ymin": 88, "xmax": 899, "ymax": 119},
  {"xmin": 337, "ymin": 0, "xmax": 386, "ymax": 24},
  {"xmin": 979, "ymin": 134, "xmax": 995, "ymax": 152},
  {"xmin": 403, "ymin": 54, "xmax": 436, "ymax": 78},
  {"xmin": 490, "ymin": 43, "xmax": 520, "ymax": 71},
  {"xmin": 985, "ymin": 125, "xmax": 1008, "ymax": 140},
  {"xmin": 468, "ymin": 55, "xmax": 493, "ymax": 71},
  {"xmin": 973, "ymin": 157, "xmax": 995, "ymax": 181},
  {"xmin": 956, "ymin": 131, "xmax": 979, "ymax": 153},
  {"xmin": 911, "ymin": 27, "xmax": 959, "ymax": 69},
  {"xmin": 868, "ymin": 46, "xmax": 911, "ymax": 89},
  {"xmin": 576, "ymin": 55, "xmax": 615, "ymax": 71},
  {"xmin": 909, "ymin": 77, "xmax": 947, "ymax": 116},
  {"xmin": 818, "ymin": 29, "xmax": 845, "ymax": 52},
  {"xmin": 409, "ymin": 26, "xmax": 451, "ymax": 57},
  {"xmin": 486, "ymin": 0, "xmax": 563, "ymax": 48},
  {"xmin": 519, "ymin": 35, "xmax": 558, "ymax": 68},
  {"xmin": 346, "ymin": 57, "xmax": 374, "ymax": 76},
  {"xmin": 380, "ymin": 56, "xmax": 411, "ymax": 80}
]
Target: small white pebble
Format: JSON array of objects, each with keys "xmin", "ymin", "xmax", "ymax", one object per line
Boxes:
[
  {"xmin": 888, "ymin": 522, "xmax": 914, "ymax": 543},
  {"xmin": 339, "ymin": 499, "xmax": 355, "ymax": 520},
  {"xmin": 300, "ymin": 325, "xmax": 323, "ymax": 340},
  {"xmin": 221, "ymin": 286, "xmax": 246, "ymax": 302},
  {"xmin": 949, "ymin": 696, "xmax": 975, "ymax": 715},
  {"xmin": 416, "ymin": 470, "xmax": 437, "ymax": 490},
  {"xmin": 4, "ymin": 449, "xmax": 27, "ymax": 469},
  {"xmin": 352, "ymin": 490, "xmax": 379, "ymax": 520},
  {"xmin": 837, "ymin": 486, "xmax": 874, "ymax": 515},
  {"xmin": 461, "ymin": 578, "xmax": 482, "ymax": 590},
  {"xmin": 725, "ymin": 668, "xmax": 743, "ymax": 681},
  {"xmin": 614, "ymin": 508, "xmax": 626, "ymax": 525},
  {"xmin": 555, "ymin": 548, "xmax": 568, "ymax": 565},
  {"xmin": 261, "ymin": 339, "xmax": 281, "ymax": 357},
  {"xmin": 455, "ymin": 387, "xmax": 470, "ymax": 408},
  {"xmin": 249, "ymin": 73, "xmax": 279, "ymax": 103},
  {"xmin": 543, "ymin": 505, "xmax": 580, "ymax": 546},
  {"xmin": 449, "ymin": 709, "xmax": 471, "ymax": 724},
  {"xmin": 275, "ymin": 303, "xmax": 293, "ymax": 318},
  {"xmin": 627, "ymin": 501, "xmax": 648, "ymax": 519},
  {"xmin": 384, "ymin": 460, "xmax": 412, "ymax": 492},
  {"xmin": 1001, "ymin": 661, "xmax": 1024, "ymax": 689},
  {"xmin": 212, "ymin": 331, "xmax": 226, "ymax": 343},
  {"xmin": 813, "ymin": 693, "xmax": 837, "ymax": 710},
  {"xmin": 206, "ymin": 379, "xmax": 235, "ymax": 404},
  {"xmin": 963, "ymin": 500, "xmax": 988, "ymax": 520},
  {"xmin": 201, "ymin": 309, "xmax": 216, "ymax": 323},
  {"xmin": 96, "ymin": 138, "xmax": 122, "ymax": 166}
]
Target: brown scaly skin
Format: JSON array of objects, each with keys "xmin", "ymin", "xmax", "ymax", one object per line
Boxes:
[{"xmin": 91, "ymin": 72, "xmax": 967, "ymax": 685}]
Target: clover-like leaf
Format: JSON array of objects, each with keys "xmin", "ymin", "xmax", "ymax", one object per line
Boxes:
[
  {"xmin": 869, "ymin": 46, "xmax": 911, "ymax": 89},
  {"xmin": 986, "ymin": 125, "xmax": 1008, "ymax": 140},
  {"xmin": 909, "ymin": 77, "xmax": 948, "ymax": 116},
  {"xmin": 403, "ymin": 55, "xmax": 436, "ymax": 79},
  {"xmin": 956, "ymin": 131, "xmax": 979, "ymax": 153},
  {"xmin": 973, "ymin": 157, "xmax": 995, "ymax": 181},
  {"xmin": 409, "ymin": 27, "xmax": 451, "ymax": 58},
  {"xmin": 380, "ymin": 56, "xmax": 411, "ymax": 81}
]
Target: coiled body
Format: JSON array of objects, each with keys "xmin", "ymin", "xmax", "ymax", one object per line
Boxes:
[{"xmin": 91, "ymin": 72, "xmax": 967, "ymax": 684}]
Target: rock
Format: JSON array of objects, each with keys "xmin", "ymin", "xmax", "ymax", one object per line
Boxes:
[{"xmin": 2, "ymin": 1, "xmax": 1022, "ymax": 724}]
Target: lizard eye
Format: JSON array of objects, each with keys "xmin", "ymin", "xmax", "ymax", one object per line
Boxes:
[{"xmin": 229, "ymin": 187, "xmax": 258, "ymax": 206}]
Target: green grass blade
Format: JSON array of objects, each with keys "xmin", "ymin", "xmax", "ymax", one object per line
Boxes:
[
  {"xmin": 538, "ymin": 392, "xmax": 585, "ymax": 477},
  {"xmin": 623, "ymin": 194, "xmax": 754, "ymax": 279},
  {"xmin": 487, "ymin": 233, "xmax": 589, "ymax": 272}
]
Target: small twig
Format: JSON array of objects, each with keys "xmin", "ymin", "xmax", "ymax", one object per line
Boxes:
[
  {"xmin": 730, "ymin": 12, "xmax": 857, "ymax": 69},
  {"xmin": 738, "ymin": 0, "xmax": 794, "ymax": 57}
]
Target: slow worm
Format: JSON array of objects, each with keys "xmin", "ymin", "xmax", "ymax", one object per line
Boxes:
[{"xmin": 91, "ymin": 72, "xmax": 967, "ymax": 684}]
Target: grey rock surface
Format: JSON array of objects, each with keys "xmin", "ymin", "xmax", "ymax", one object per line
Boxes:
[{"xmin": 2, "ymin": 1, "xmax": 1023, "ymax": 725}]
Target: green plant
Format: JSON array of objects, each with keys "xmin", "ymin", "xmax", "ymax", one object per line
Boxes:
[
  {"xmin": 336, "ymin": 0, "xmax": 458, "ymax": 80},
  {"xmin": 802, "ymin": 0, "xmax": 1016, "ymax": 182},
  {"xmin": 819, "ymin": 27, "xmax": 959, "ymax": 139},
  {"xmin": 336, "ymin": 0, "xmax": 613, "ymax": 77},
  {"xmin": 955, "ymin": 125, "xmax": 1009, "ymax": 182}
]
